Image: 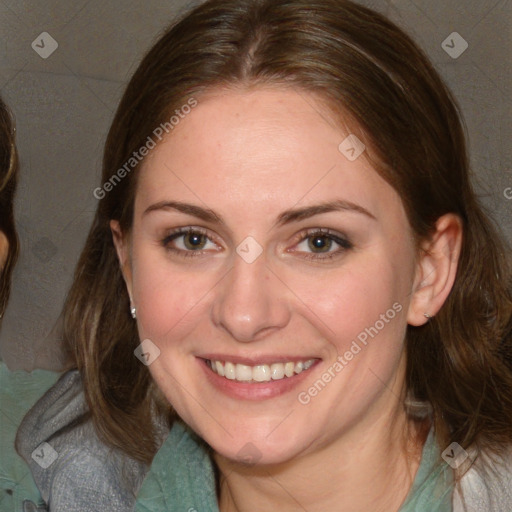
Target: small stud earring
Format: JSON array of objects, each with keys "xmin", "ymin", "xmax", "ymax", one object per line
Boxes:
[
  {"xmin": 424, "ymin": 313, "xmax": 432, "ymax": 320},
  {"xmin": 131, "ymin": 306, "xmax": 137, "ymax": 319}
]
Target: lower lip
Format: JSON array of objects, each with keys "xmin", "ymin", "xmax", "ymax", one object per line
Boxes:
[{"xmin": 198, "ymin": 358, "xmax": 319, "ymax": 401}]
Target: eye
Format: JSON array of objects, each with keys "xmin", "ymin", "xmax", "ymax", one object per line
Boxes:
[
  {"xmin": 161, "ymin": 227, "xmax": 218, "ymax": 258},
  {"xmin": 292, "ymin": 228, "xmax": 353, "ymax": 261}
]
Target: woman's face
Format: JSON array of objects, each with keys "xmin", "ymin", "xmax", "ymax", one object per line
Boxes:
[
  {"xmin": 115, "ymin": 87, "xmax": 421, "ymax": 464},
  {"xmin": 0, "ymin": 230, "xmax": 10, "ymax": 322},
  {"xmin": 0, "ymin": 232, "xmax": 8, "ymax": 271}
]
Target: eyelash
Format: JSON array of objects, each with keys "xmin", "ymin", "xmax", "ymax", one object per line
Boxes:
[
  {"xmin": 161, "ymin": 227, "xmax": 353, "ymax": 261},
  {"xmin": 161, "ymin": 227, "xmax": 215, "ymax": 260},
  {"xmin": 291, "ymin": 228, "xmax": 353, "ymax": 261}
]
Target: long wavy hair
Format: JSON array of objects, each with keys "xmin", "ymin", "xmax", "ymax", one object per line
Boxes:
[
  {"xmin": 59, "ymin": 0, "xmax": 512, "ymax": 477},
  {"xmin": 0, "ymin": 96, "xmax": 19, "ymax": 318}
]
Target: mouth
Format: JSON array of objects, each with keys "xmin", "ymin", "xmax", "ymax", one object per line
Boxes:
[
  {"xmin": 198, "ymin": 354, "xmax": 321, "ymax": 400},
  {"xmin": 205, "ymin": 358, "xmax": 317, "ymax": 383}
]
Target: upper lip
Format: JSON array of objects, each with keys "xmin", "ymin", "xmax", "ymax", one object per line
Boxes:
[{"xmin": 199, "ymin": 354, "xmax": 320, "ymax": 366}]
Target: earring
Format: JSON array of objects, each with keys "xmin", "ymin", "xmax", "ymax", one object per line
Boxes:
[
  {"xmin": 424, "ymin": 313, "xmax": 432, "ymax": 320},
  {"xmin": 131, "ymin": 306, "xmax": 137, "ymax": 319}
]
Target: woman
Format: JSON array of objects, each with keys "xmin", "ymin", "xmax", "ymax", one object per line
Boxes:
[
  {"xmin": 0, "ymin": 98, "xmax": 61, "ymax": 510},
  {"xmin": 0, "ymin": 96, "xmax": 19, "ymax": 313},
  {"xmin": 17, "ymin": 0, "xmax": 512, "ymax": 510}
]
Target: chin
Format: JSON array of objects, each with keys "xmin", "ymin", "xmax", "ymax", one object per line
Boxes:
[{"xmin": 204, "ymin": 423, "xmax": 312, "ymax": 467}]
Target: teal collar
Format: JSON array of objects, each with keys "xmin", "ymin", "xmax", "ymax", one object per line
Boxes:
[
  {"xmin": 136, "ymin": 421, "xmax": 218, "ymax": 512},
  {"xmin": 398, "ymin": 427, "xmax": 454, "ymax": 511}
]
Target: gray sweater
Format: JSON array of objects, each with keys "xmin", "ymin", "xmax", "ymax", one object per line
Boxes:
[{"xmin": 15, "ymin": 370, "xmax": 168, "ymax": 511}]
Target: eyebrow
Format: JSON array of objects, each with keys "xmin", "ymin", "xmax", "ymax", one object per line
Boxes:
[
  {"xmin": 143, "ymin": 199, "xmax": 376, "ymax": 226},
  {"xmin": 275, "ymin": 200, "xmax": 376, "ymax": 225},
  {"xmin": 143, "ymin": 201, "xmax": 224, "ymax": 224}
]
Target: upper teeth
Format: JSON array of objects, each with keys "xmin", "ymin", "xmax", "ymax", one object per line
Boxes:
[{"xmin": 207, "ymin": 359, "xmax": 316, "ymax": 382}]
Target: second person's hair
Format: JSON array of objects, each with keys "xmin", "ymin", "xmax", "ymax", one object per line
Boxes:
[{"xmin": 0, "ymin": 96, "xmax": 20, "ymax": 317}]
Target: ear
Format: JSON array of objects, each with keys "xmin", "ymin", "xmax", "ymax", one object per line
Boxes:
[
  {"xmin": 110, "ymin": 220, "xmax": 134, "ymax": 302},
  {"xmin": 407, "ymin": 214, "xmax": 463, "ymax": 326},
  {"xmin": 0, "ymin": 231, "xmax": 9, "ymax": 270}
]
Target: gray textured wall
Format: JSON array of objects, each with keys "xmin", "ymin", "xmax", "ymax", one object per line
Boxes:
[{"xmin": 0, "ymin": 0, "xmax": 510, "ymax": 371}]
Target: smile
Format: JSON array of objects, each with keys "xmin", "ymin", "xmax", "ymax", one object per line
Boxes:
[{"xmin": 205, "ymin": 359, "xmax": 316, "ymax": 382}]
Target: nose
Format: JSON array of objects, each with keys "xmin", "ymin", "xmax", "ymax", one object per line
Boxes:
[{"xmin": 211, "ymin": 252, "xmax": 291, "ymax": 342}]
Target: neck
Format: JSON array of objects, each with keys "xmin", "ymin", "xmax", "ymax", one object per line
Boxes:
[{"xmin": 215, "ymin": 405, "xmax": 429, "ymax": 512}]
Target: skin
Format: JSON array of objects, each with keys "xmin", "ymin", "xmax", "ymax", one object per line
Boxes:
[
  {"xmin": 0, "ymin": 231, "xmax": 8, "ymax": 320},
  {"xmin": 112, "ymin": 87, "xmax": 462, "ymax": 511},
  {"xmin": 0, "ymin": 231, "xmax": 8, "ymax": 270}
]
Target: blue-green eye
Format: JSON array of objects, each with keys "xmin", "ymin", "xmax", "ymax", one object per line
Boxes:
[
  {"xmin": 294, "ymin": 229, "xmax": 353, "ymax": 260},
  {"xmin": 308, "ymin": 235, "xmax": 333, "ymax": 252},
  {"xmin": 162, "ymin": 227, "xmax": 216, "ymax": 257},
  {"xmin": 181, "ymin": 232, "xmax": 208, "ymax": 250}
]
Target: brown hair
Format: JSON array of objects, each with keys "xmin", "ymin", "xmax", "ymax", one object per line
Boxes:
[
  {"xmin": 0, "ymin": 96, "xmax": 19, "ymax": 318},
  {"xmin": 61, "ymin": 0, "xmax": 512, "ymax": 475}
]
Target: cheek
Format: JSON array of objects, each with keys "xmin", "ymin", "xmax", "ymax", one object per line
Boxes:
[
  {"xmin": 292, "ymin": 257, "xmax": 410, "ymax": 415},
  {"xmin": 130, "ymin": 246, "xmax": 214, "ymax": 341},
  {"xmin": 287, "ymin": 253, "xmax": 409, "ymax": 345}
]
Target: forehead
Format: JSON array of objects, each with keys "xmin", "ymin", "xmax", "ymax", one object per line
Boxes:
[{"xmin": 135, "ymin": 87, "xmax": 403, "ymax": 224}]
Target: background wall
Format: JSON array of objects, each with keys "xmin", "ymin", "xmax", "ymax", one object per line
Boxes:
[{"xmin": 0, "ymin": 0, "xmax": 510, "ymax": 371}]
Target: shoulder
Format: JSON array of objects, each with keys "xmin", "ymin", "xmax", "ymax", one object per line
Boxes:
[
  {"xmin": 454, "ymin": 444, "xmax": 512, "ymax": 511},
  {"xmin": 15, "ymin": 368, "xmax": 150, "ymax": 512},
  {"xmin": 0, "ymin": 360, "xmax": 61, "ymax": 509}
]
